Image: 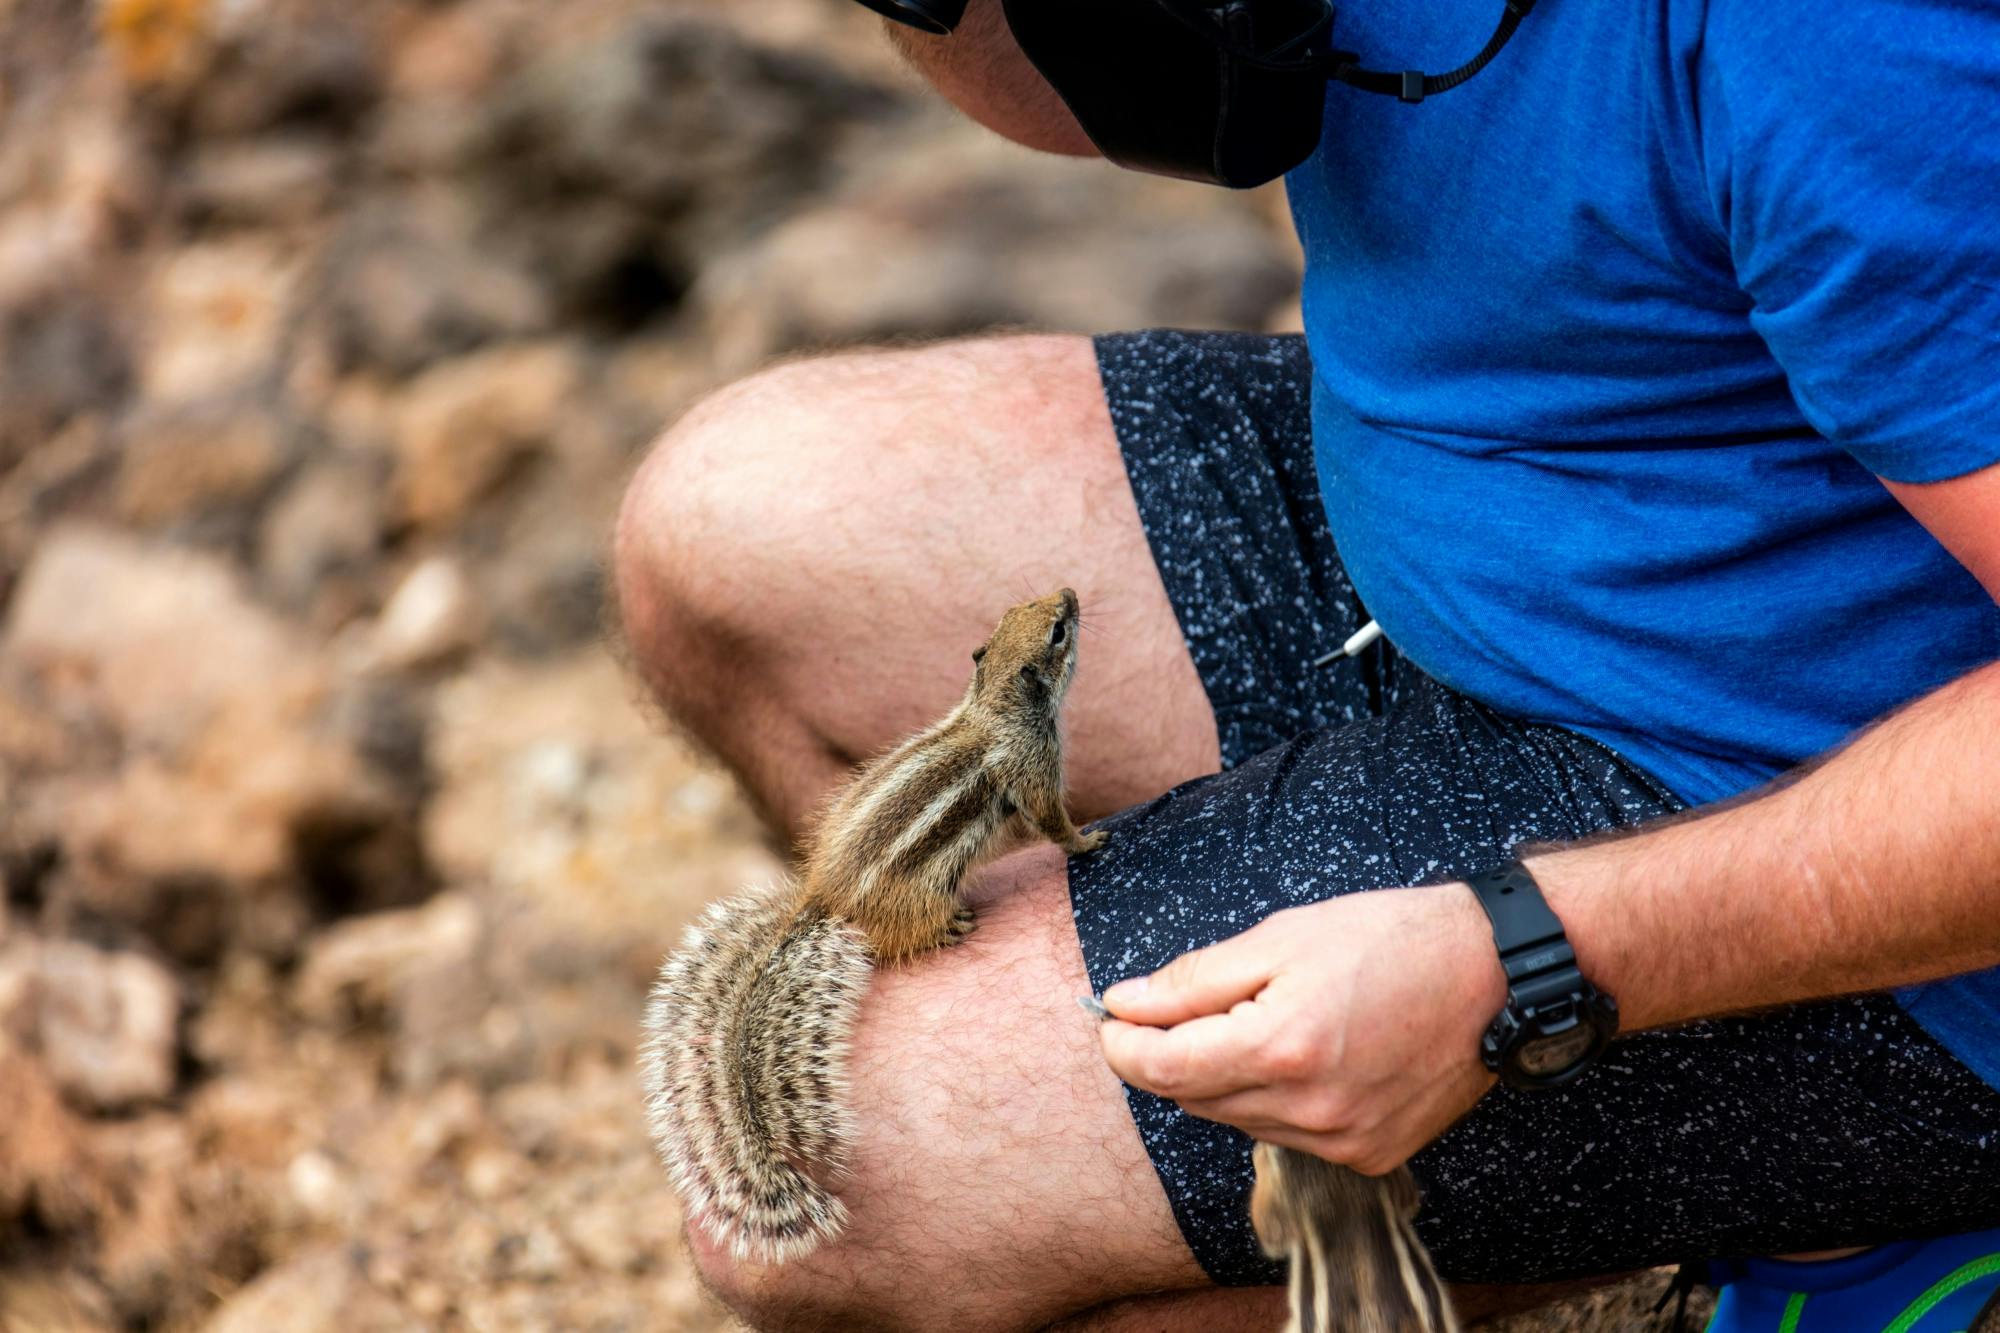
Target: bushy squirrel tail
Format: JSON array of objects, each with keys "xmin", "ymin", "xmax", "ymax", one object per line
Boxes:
[
  {"xmin": 1252, "ymin": 1145, "xmax": 1460, "ymax": 1333},
  {"xmin": 641, "ymin": 885, "xmax": 873, "ymax": 1262}
]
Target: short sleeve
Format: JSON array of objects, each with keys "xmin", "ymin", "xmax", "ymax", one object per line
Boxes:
[{"xmin": 1701, "ymin": 0, "xmax": 2000, "ymax": 484}]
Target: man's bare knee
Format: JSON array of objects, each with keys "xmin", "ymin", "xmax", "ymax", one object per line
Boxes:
[
  {"xmin": 612, "ymin": 360, "xmax": 829, "ymax": 707},
  {"xmin": 612, "ymin": 336, "xmax": 1141, "ymax": 831},
  {"xmin": 611, "ymin": 352, "xmax": 919, "ymax": 827}
]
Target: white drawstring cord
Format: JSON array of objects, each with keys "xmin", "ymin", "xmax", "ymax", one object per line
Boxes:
[{"xmin": 1312, "ymin": 619, "xmax": 1384, "ymax": 668}]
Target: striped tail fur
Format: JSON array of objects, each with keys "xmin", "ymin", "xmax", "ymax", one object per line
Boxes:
[
  {"xmin": 1251, "ymin": 1144, "xmax": 1461, "ymax": 1333},
  {"xmin": 640, "ymin": 884, "xmax": 873, "ymax": 1262}
]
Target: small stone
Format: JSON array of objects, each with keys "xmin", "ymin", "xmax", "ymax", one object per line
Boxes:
[
  {"xmin": 462, "ymin": 1146, "xmax": 527, "ymax": 1202},
  {"xmin": 138, "ymin": 240, "xmax": 302, "ymax": 401},
  {"xmin": 16, "ymin": 937, "xmax": 180, "ymax": 1109},
  {"xmin": 320, "ymin": 203, "xmax": 550, "ymax": 378},
  {"xmin": 286, "ymin": 1149, "xmax": 348, "ymax": 1221},
  {"xmin": 406, "ymin": 1281, "xmax": 450, "ymax": 1319},
  {"xmin": 563, "ymin": 1201, "xmax": 644, "ymax": 1275},
  {"xmin": 389, "ymin": 342, "xmax": 580, "ymax": 530},
  {"xmin": 112, "ymin": 398, "xmax": 285, "ymax": 530},
  {"xmin": 363, "ymin": 556, "xmax": 479, "ymax": 672},
  {"xmin": 1, "ymin": 524, "xmax": 306, "ymax": 749},
  {"xmin": 293, "ymin": 894, "xmax": 481, "ymax": 1025},
  {"xmin": 496, "ymin": 1224, "xmax": 569, "ymax": 1282},
  {"xmin": 256, "ymin": 457, "xmax": 386, "ymax": 617},
  {"xmin": 176, "ymin": 138, "xmax": 339, "ymax": 227},
  {"xmin": 202, "ymin": 1247, "xmax": 400, "ymax": 1333}
]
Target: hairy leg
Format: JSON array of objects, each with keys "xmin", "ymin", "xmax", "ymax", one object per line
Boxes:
[{"xmin": 612, "ymin": 334, "xmax": 1220, "ymax": 838}]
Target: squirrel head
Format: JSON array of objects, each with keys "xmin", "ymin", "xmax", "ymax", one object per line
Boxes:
[{"xmin": 968, "ymin": 587, "xmax": 1082, "ymax": 719}]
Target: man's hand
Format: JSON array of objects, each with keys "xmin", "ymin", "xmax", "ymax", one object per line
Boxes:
[{"xmin": 1098, "ymin": 885, "xmax": 1506, "ymax": 1176}]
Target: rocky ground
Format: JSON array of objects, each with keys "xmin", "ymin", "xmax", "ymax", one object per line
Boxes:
[{"xmin": 0, "ymin": 0, "xmax": 1741, "ymax": 1328}]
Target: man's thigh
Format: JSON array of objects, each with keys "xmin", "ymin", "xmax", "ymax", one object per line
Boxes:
[{"xmin": 613, "ymin": 333, "xmax": 1223, "ymax": 835}]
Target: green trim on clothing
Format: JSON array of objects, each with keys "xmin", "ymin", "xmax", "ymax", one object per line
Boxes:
[{"xmin": 1880, "ymin": 1254, "xmax": 2000, "ymax": 1333}]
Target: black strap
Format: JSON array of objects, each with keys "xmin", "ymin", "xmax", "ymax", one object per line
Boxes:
[
  {"xmin": 1143, "ymin": 0, "xmax": 1538, "ymax": 105},
  {"xmin": 1465, "ymin": 860, "xmax": 1575, "ymax": 985},
  {"xmin": 1331, "ymin": 0, "xmax": 1537, "ymax": 103}
]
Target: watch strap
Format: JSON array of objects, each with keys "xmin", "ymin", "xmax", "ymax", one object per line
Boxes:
[{"xmin": 1465, "ymin": 860, "xmax": 1574, "ymax": 986}]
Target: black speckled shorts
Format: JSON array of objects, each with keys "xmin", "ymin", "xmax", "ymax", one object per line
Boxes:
[{"xmin": 1069, "ymin": 329, "xmax": 2000, "ymax": 1287}]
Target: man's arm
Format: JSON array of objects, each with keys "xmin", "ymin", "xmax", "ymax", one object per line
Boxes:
[
  {"xmin": 1098, "ymin": 462, "xmax": 2000, "ymax": 1176},
  {"xmin": 881, "ymin": 0, "xmax": 1098, "ymax": 156}
]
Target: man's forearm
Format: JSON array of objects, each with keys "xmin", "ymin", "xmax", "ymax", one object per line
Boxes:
[
  {"xmin": 880, "ymin": 0, "xmax": 1097, "ymax": 156},
  {"xmin": 1534, "ymin": 659, "xmax": 2000, "ymax": 1033}
]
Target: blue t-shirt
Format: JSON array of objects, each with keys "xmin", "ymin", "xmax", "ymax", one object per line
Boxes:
[{"xmin": 1287, "ymin": 0, "xmax": 2000, "ymax": 1084}]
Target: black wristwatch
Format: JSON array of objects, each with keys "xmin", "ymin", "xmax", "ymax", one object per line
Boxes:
[{"xmin": 1465, "ymin": 860, "xmax": 1619, "ymax": 1090}]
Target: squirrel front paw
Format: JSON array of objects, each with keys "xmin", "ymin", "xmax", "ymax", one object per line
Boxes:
[{"xmin": 1067, "ymin": 829, "xmax": 1108, "ymax": 855}]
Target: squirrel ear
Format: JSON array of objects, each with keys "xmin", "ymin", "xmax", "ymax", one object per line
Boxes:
[{"xmin": 971, "ymin": 646, "xmax": 987, "ymax": 664}]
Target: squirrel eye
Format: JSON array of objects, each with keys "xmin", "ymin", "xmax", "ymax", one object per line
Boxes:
[{"xmin": 1049, "ymin": 621, "xmax": 1067, "ymax": 647}]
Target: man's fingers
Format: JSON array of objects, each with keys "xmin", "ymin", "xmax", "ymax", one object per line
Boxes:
[
  {"xmin": 1098, "ymin": 1011, "xmax": 1269, "ymax": 1101},
  {"xmin": 1177, "ymin": 1087, "xmax": 1320, "ymax": 1136},
  {"xmin": 1100, "ymin": 930, "xmax": 1281, "ymax": 1026}
]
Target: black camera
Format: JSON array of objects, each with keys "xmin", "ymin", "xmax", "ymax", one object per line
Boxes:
[{"xmin": 860, "ymin": 0, "xmax": 1534, "ymax": 189}]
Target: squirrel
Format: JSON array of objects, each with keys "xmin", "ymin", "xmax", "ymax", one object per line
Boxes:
[
  {"xmin": 641, "ymin": 587, "xmax": 1105, "ymax": 1263},
  {"xmin": 1250, "ymin": 1144, "xmax": 1460, "ymax": 1333}
]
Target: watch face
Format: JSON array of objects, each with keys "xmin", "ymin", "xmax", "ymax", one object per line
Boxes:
[{"xmin": 1514, "ymin": 1022, "xmax": 1599, "ymax": 1079}]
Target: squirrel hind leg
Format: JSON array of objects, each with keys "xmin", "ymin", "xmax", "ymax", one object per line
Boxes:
[
  {"xmin": 860, "ymin": 885, "xmax": 977, "ymax": 963},
  {"xmin": 1251, "ymin": 1148, "xmax": 1459, "ymax": 1333}
]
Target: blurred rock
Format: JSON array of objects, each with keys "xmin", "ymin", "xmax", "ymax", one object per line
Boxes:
[
  {"xmin": 389, "ymin": 340, "xmax": 581, "ymax": 531},
  {"xmin": 0, "ymin": 669, "xmax": 75, "ymax": 775},
  {"xmin": 698, "ymin": 129, "xmax": 1301, "ymax": 369},
  {"xmin": 481, "ymin": 533, "xmax": 607, "ymax": 659},
  {"xmin": 0, "ymin": 286, "xmax": 132, "ymax": 463},
  {"xmin": 293, "ymin": 893, "xmax": 479, "ymax": 1027},
  {"xmin": 0, "ymin": 1270, "xmax": 119, "ymax": 1333},
  {"xmin": 426, "ymin": 651, "xmax": 775, "ymax": 952},
  {"xmin": 0, "ymin": 936, "xmax": 180, "ymax": 1109},
  {"xmin": 203, "ymin": 1246, "xmax": 403, "ymax": 1333},
  {"xmin": 98, "ymin": 0, "xmax": 214, "ymax": 89},
  {"xmin": 472, "ymin": 16, "xmax": 907, "ymax": 331},
  {"xmin": 3, "ymin": 527, "xmax": 430, "ymax": 956},
  {"xmin": 361, "ymin": 555, "xmax": 478, "ymax": 672},
  {"xmin": 255, "ymin": 455, "xmax": 386, "ymax": 618},
  {"xmin": 486, "ymin": 16, "xmax": 902, "ymax": 226},
  {"xmin": 2, "ymin": 525, "xmax": 309, "ymax": 750},
  {"xmin": 0, "ymin": 1048, "xmax": 108, "ymax": 1233},
  {"xmin": 165, "ymin": 11, "xmax": 378, "ymax": 141},
  {"xmin": 176, "ymin": 138, "xmax": 341, "ymax": 228},
  {"xmin": 139, "ymin": 240, "xmax": 303, "ymax": 401},
  {"xmin": 112, "ymin": 398, "xmax": 287, "ymax": 534},
  {"xmin": 318, "ymin": 199, "xmax": 551, "ymax": 378}
]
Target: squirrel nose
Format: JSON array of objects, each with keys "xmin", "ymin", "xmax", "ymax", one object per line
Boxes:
[{"xmin": 1059, "ymin": 587, "xmax": 1078, "ymax": 612}]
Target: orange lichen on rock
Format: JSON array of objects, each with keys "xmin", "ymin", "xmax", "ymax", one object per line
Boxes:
[{"xmin": 97, "ymin": 0, "xmax": 210, "ymax": 86}]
